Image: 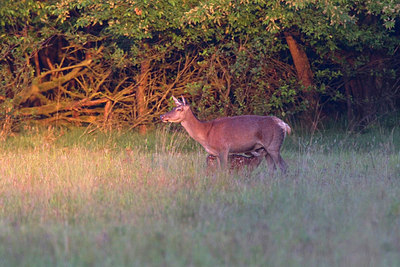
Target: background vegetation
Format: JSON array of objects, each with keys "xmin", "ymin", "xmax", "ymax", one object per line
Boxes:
[
  {"xmin": 1, "ymin": 2, "xmax": 399, "ymax": 265},
  {"xmin": 1, "ymin": 0, "xmax": 399, "ymax": 134}
]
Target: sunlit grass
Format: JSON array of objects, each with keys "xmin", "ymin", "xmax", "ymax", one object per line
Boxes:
[{"xmin": 0, "ymin": 125, "xmax": 399, "ymax": 266}]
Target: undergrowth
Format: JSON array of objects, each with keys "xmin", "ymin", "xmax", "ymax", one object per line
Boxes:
[{"xmin": 0, "ymin": 124, "xmax": 399, "ymax": 266}]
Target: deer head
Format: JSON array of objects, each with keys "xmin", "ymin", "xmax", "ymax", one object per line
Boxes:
[{"xmin": 160, "ymin": 96, "xmax": 190, "ymax": 123}]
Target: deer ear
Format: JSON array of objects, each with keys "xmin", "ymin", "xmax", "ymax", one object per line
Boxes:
[
  {"xmin": 181, "ymin": 96, "xmax": 187, "ymax": 105},
  {"xmin": 172, "ymin": 96, "xmax": 182, "ymax": 106}
]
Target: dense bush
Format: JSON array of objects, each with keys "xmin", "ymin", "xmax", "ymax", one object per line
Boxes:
[{"xmin": 1, "ymin": 0, "xmax": 399, "ymax": 132}]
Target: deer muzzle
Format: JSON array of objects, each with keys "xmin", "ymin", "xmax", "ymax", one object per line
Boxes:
[{"xmin": 160, "ymin": 114, "xmax": 168, "ymax": 122}]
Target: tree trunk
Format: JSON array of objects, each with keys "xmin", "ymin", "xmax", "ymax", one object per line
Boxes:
[
  {"xmin": 284, "ymin": 33, "xmax": 314, "ymax": 88},
  {"xmin": 285, "ymin": 33, "xmax": 318, "ymax": 127},
  {"xmin": 137, "ymin": 57, "xmax": 150, "ymax": 134},
  {"xmin": 344, "ymin": 80, "xmax": 354, "ymax": 129},
  {"xmin": 34, "ymin": 52, "xmax": 41, "ymax": 77}
]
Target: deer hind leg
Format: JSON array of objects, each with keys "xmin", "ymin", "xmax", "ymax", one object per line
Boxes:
[
  {"xmin": 265, "ymin": 152, "xmax": 277, "ymax": 173},
  {"xmin": 267, "ymin": 150, "xmax": 287, "ymax": 174},
  {"xmin": 278, "ymin": 154, "xmax": 288, "ymax": 173}
]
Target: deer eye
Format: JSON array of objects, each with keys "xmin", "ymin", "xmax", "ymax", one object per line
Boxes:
[{"xmin": 176, "ymin": 106, "xmax": 183, "ymax": 111}]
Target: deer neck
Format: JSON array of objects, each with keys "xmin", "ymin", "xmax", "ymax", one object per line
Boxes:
[{"xmin": 180, "ymin": 109, "xmax": 210, "ymax": 144}]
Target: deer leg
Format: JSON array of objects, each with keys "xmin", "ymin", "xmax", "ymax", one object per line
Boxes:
[
  {"xmin": 206, "ymin": 155, "xmax": 218, "ymax": 172},
  {"xmin": 268, "ymin": 150, "xmax": 287, "ymax": 173},
  {"xmin": 217, "ymin": 150, "xmax": 229, "ymax": 169},
  {"xmin": 277, "ymin": 155, "xmax": 288, "ymax": 174},
  {"xmin": 265, "ymin": 152, "xmax": 277, "ymax": 173}
]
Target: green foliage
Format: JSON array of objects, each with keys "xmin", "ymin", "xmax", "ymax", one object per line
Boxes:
[
  {"xmin": 0, "ymin": 0, "xmax": 399, "ymax": 128},
  {"xmin": 50, "ymin": 0, "xmax": 192, "ymax": 57},
  {"xmin": 0, "ymin": 0, "xmax": 43, "ymax": 29}
]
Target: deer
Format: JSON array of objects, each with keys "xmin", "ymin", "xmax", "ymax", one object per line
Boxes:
[
  {"xmin": 160, "ymin": 96, "xmax": 291, "ymax": 173},
  {"xmin": 206, "ymin": 148, "xmax": 267, "ymax": 173}
]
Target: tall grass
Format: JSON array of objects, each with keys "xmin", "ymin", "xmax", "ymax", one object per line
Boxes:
[{"xmin": 0, "ymin": 125, "xmax": 399, "ymax": 266}]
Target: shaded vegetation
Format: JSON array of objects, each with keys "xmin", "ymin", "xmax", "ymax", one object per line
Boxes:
[{"xmin": 0, "ymin": 0, "xmax": 399, "ymax": 133}]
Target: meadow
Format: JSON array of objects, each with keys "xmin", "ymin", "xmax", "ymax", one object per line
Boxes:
[{"xmin": 0, "ymin": 123, "xmax": 399, "ymax": 267}]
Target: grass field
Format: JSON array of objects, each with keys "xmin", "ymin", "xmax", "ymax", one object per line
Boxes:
[{"xmin": 0, "ymin": 124, "xmax": 399, "ymax": 266}]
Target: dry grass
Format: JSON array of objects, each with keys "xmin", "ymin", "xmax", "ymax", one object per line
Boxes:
[{"xmin": 0, "ymin": 126, "xmax": 399, "ymax": 266}]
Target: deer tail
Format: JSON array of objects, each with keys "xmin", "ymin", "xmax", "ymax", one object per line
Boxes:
[
  {"xmin": 273, "ymin": 117, "xmax": 292, "ymax": 137},
  {"xmin": 282, "ymin": 122, "xmax": 291, "ymax": 135}
]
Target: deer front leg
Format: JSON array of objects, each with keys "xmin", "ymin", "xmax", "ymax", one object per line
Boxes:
[{"xmin": 217, "ymin": 150, "xmax": 229, "ymax": 169}]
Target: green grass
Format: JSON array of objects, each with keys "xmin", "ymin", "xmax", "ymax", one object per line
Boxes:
[{"xmin": 0, "ymin": 125, "xmax": 399, "ymax": 266}]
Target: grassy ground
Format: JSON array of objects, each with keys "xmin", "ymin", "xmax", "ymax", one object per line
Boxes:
[{"xmin": 0, "ymin": 125, "xmax": 399, "ymax": 266}]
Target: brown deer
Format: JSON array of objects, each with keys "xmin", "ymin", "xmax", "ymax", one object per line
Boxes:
[
  {"xmin": 160, "ymin": 96, "xmax": 291, "ymax": 173},
  {"xmin": 206, "ymin": 149, "xmax": 267, "ymax": 173}
]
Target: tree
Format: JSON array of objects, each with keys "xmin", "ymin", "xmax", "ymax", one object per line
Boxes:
[
  {"xmin": 50, "ymin": 0, "xmax": 197, "ymax": 132},
  {"xmin": 1, "ymin": 0, "xmax": 399, "ymax": 132},
  {"xmin": 183, "ymin": 0, "xmax": 400, "ymax": 127}
]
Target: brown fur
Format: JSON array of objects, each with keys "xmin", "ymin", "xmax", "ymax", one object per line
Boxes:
[
  {"xmin": 206, "ymin": 150, "xmax": 266, "ymax": 173},
  {"xmin": 160, "ymin": 96, "xmax": 291, "ymax": 172}
]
